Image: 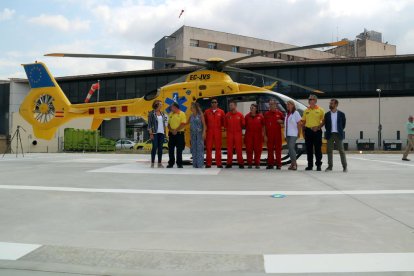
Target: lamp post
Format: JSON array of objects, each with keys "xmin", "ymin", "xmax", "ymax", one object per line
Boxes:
[{"xmin": 376, "ymin": 88, "xmax": 382, "ymax": 149}]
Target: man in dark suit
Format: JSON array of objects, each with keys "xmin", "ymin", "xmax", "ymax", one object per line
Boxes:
[{"xmin": 323, "ymin": 99, "xmax": 348, "ymax": 172}]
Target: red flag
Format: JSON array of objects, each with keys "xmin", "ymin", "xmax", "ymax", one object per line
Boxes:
[
  {"xmin": 85, "ymin": 82, "xmax": 100, "ymax": 103},
  {"xmin": 179, "ymin": 9, "xmax": 184, "ymax": 18}
]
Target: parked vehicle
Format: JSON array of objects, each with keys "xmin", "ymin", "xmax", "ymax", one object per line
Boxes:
[
  {"xmin": 135, "ymin": 138, "xmax": 168, "ymax": 151},
  {"xmin": 115, "ymin": 139, "xmax": 136, "ymax": 150}
]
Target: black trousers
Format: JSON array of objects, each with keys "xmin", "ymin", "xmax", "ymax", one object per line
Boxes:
[
  {"xmin": 304, "ymin": 127, "xmax": 323, "ymax": 168},
  {"xmin": 168, "ymin": 132, "xmax": 185, "ymax": 166}
]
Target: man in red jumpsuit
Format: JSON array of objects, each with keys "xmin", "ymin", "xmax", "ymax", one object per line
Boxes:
[
  {"xmin": 204, "ymin": 98, "xmax": 225, "ymax": 168},
  {"xmin": 264, "ymin": 99, "xmax": 285, "ymax": 169},
  {"xmin": 225, "ymin": 100, "xmax": 245, "ymax": 169},
  {"xmin": 244, "ymin": 104, "xmax": 264, "ymax": 169}
]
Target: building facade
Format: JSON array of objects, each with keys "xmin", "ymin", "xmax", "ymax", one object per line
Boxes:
[
  {"xmin": 1, "ymin": 55, "xmax": 414, "ymax": 152},
  {"xmin": 152, "ymin": 26, "xmax": 337, "ymax": 69}
]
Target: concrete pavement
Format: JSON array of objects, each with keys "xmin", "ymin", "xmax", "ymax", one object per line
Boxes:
[{"xmin": 0, "ymin": 153, "xmax": 413, "ymax": 275}]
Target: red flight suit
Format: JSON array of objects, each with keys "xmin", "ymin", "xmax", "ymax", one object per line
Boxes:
[
  {"xmin": 244, "ymin": 112, "xmax": 264, "ymax": 166},
  {"xmin": 264, "ymin": 110, "xmax": 285, "ymax": 167},
  {"xmin": 224, "ymin": 111, "xmax": 245, "ymax": 165},
  {"xmin": 204, "ymin": 108, "xmax": 225, "ymax": 166}
]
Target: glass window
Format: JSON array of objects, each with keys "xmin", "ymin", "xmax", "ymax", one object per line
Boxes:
[
  {"xmin": 332, "ymin": 66, "xmax": 346, "ymax": 92},
  {"xmin": 105, "ymin": 79, "xmax": 116, "ymax": 101},
  {"xmin": 190, "ymin": 39, "xmax": 199, "ymax": 47},
  {"xmin": 231, "ymin": 46, "xmax": 239, "ymax": 53},
  {"xmin": 69, "ymin": 82, "xmax": 79, "ymax": 103},
  {"xmin": 126, "ymin": 78, "xmax": 135, "ymax": 98},
  {"xmin": 136, "ymin": 77, "xmax": 146, "ymax": 97},
  {"xmin": 389, "ymin": 63, "xmax": 404, "ymax": 90},
  {"xmin": 375, "ymin": 64, "xmax": 389, "ymax": 90},
  {"xmin": 361, "ymin": 64, "xmax": 375, "ymax": 91},
  {"xmin": 318, "ymin": 66, "xmax": 332, "ymax": 93},
  {"xmin": 347, "ymin": 65, "xmax": 360, "ymax": 91},
  {"xmin": 207, "ymin": 42, "xmax": 217, "ymax": 49},
  {"xmin": 146, "ymin": 76, "xmax": 157, "ymax": 92},
  {"xmin": 116, "ymin": 78, "xmax": 126, "ymax": 100},
  {"xmin": 305, "ymin": 67, "xmax": 318, "ymax": 86},
  {"xmin": 405, "ymin": 63, "xmax": 414, "ymax": 89},
  {"xmin": 246, "ymin": 49, "xmax": 253, "ymax": 55},
  {"xmin": 157, "ymin": 75, "xmax": 169, "ymax": 87}
]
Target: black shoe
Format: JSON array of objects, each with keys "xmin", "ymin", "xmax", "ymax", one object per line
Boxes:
[
  {"xmin": 305, "ymin": 167, "xmax": 313, "ymax": 171},
  {"xmin": 343, "ymin": 167, "xmax": 348, "ymax": 173},
  {"xmin": 217, "ymin": 165, "xmax": 223, "ymax": 168},
  {"xmin": 316, "ymin": 166, "xmax": 322, "ymax": 171},
  {"xmin": 239, "ymin": 165, "xmax": 245, "ymax": 169},
  {"xmin": 402, "ymin": 158, "xmax": 410, "ymax": 161},
  {"xmin": 325, "ymin": 167, "xmax": 332, "ymax": 172},
  {"xmin": 255, "ymin": 166, "xmax": 260, "ymax": 169},
  {"xmin": 247, "ymin": 166, "xmax": 252, "ymax": 169},
  {"xmin": 177, "ymin": 165, "xmax": 183, "ymax": 168},
  {"xmin": 166, "ymin": 165, "xmax": 174, "ymax": 168},
  {"xmin": 205, "ymin": 165, "xmax": 211, "ymax": 168},
  {"xmin": 266, "ymin": 166, "xmax": 274, "ymax": 170},
  {"xmin": 225, "ymin": 165, "xmax": 232, "ymax": 168},
  {"xmin": 276, "ymin": 166, "xmax": 281, "ymax": 170}
]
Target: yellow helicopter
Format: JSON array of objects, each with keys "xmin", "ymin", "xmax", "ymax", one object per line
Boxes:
[{"xmin": 19, "ymin": 40, "xmax": 347, "ymax": 155}]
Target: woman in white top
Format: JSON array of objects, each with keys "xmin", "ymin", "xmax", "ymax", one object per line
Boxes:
[
  {"xmin": 284, "ymin": 100, "xmax": 302, "ymax": 170},
  {"xmin": 148, "ymin": 100, "xmax": 168, "ymax": 168}
]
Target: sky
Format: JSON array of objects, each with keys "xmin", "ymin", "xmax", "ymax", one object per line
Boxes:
[{"xmin": 1, "ymin": 0, "xmax": 414, "ymax": 80}]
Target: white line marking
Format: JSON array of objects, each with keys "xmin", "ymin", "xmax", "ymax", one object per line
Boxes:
[
  {"xmin": 0, "ymin": 242, "xmax": 41, "ymax": 260},
  {"xmin": 264, "ymin": 253, "xmax": 414, "ymax": 273},
  {"xmin": 0, "ymin": 185, "xmax": 414, "ymax": 196},
  {"xmin": 89, "ymin": 163, "xmax": 221, "ymax": 175},
  {"xmin": 349, "ymin": 156, "xmax": 414, "ymax": 167}
]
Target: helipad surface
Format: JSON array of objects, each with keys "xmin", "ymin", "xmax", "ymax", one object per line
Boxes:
[{"xmin": 0, "ymin": 153, "xmax": 413, "ymax": 275}]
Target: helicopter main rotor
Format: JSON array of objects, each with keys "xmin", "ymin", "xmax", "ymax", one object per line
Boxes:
[{"xmin": 45, "ymin": 40, "xmax": 348, "ymax": 94}]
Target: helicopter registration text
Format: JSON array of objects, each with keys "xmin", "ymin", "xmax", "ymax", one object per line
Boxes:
[{"xmin": 189, "ymin": 74, "xmax": 211, "ymax": 81}]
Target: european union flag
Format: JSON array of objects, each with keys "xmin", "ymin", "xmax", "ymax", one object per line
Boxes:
[{"xmin": 23, "ymin": 63, "xmax": 55, "ymax": 89}]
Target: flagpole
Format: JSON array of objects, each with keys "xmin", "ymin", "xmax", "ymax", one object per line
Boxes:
[{"xmin": 95, "ymin": 80, "xmax": 100, "ymax": 153}]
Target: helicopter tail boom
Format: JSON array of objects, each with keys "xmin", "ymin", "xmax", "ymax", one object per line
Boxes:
[{"xmin": 20, "ymin": 62, "xmax": 72, "ymax": 140}]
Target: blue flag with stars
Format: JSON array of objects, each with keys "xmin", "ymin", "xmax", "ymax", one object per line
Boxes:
[{"xmin": 23, "ymin": 63, "xmax": 55, "ymax": 89}]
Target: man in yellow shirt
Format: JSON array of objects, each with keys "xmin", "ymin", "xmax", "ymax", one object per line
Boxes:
[
  {"xmin": 301, "ymin": 94, "xmax": 325, "ymax": 171},
  {"xmin": 167, "ymin": 102, "xmax": 187, "ymax": 168}
]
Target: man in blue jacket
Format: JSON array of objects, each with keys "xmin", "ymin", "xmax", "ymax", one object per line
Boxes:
[{"xmin": 323, "ymin": 99, "xmax": 348, "ymax": 172}]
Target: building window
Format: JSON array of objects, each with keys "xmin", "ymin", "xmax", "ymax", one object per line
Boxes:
[
  {"xmin": 231, "ymin": 46, "xmax": 239, "ymax": 53},
  {"xmin": 246, "ymin": 49, "xmax": 253, "ymax": 55},
  {"xmin": 207, "ymin": 42, "xmax": 217, "ymax": 49},
  {"xmin": 190, "ymin": 39, "xmax": 199, "ymax": 47},
  {"xmin": 190, "ymin": 58, "xmax": 200, "ymax": 62}
]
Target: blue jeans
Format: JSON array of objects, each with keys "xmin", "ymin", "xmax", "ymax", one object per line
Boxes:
[{"xmin": 151, "ymin": 133, "xmax": 164, "ymax": 163}]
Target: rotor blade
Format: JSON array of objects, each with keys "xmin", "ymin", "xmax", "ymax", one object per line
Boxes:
[
  {"xmin": 45, "ymin": 53, "xmax": 207, "ymax": 67},
  {"xmin": 221, "ymin": 40, "xmax": 348, "ymax": 68},
  {"xmin": 225, "ymin": 66, "xmax": 324, "ymax": 94}
]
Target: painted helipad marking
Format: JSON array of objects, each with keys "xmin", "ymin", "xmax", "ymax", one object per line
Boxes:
[
  {"xmin": 0, "ymin": 242, "xmax": 41, "ymax": 260},
  {"xmin": 349, "ymin": 156, "xmax": 414, "ymax": 167},
  {"xmin": 89, "ymin": 163, "xmax": 221, "ymax": 175},
  {"xmin": 264, "ymin": 253, "xmax": 414, "ymax": 273},
  {"xmin": 0, "ymin": 185, "xmax": 414, "ymax": 196}
]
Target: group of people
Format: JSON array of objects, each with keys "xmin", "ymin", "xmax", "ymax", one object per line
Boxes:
[{"xmin": 147, "ymin": 95, "xmax": 349, "ymax": 172}]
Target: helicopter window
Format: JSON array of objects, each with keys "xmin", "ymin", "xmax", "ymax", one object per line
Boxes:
[
  {"xmin": 257, "ymin": 94, "xmax": 286, "ymax": 115},
  {"xmin": 227, "ymin": 94, "xmax": 257, "ymax": 115},
  {"xmin": 196, "ymin": 96, "xmax": 228, "ymax": 113},
  {"xmin": 144, "ymin": 88, "xmax": 161, "ymax": 101}
]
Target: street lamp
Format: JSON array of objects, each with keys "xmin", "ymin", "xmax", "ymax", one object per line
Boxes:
[{"xmin": 376, "ymin": 88, "xmax": 382, "ymax": 149}]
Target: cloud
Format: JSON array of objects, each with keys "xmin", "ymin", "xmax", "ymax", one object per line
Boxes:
[
  {"xmin": 28, "ymin": 14, "xmax": 90, "ymax": 32},
  {"xmin": 0, "ymin": 8, "xmax": 15, "ymax": 21}
]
